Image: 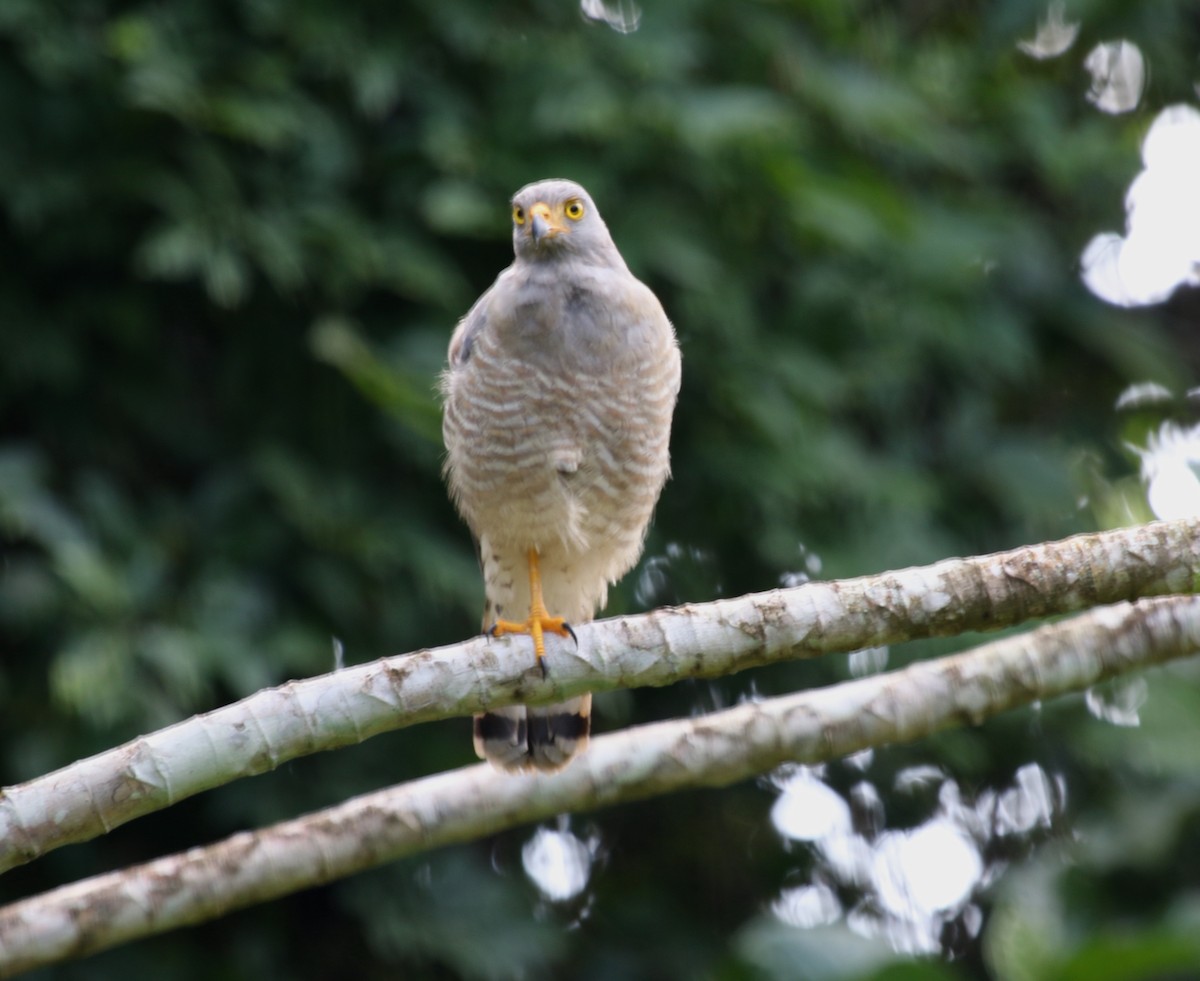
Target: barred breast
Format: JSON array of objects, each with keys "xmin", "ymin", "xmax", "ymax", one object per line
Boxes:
[{"xmin": 442, "ymin": 265, "xmax": 680, "ymax": 625}]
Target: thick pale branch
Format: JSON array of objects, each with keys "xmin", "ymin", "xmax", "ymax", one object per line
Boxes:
[
  {"xmin": 1, "ymin": 518, "xmax": 1196, "ymax": 875},
  {"xmin": 1, "ymin": 595, "xmax": 1198, "ymax": 976}
]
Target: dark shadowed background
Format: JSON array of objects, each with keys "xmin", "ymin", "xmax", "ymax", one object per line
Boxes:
[{"xmin": 2, "ymin": 1, "xmax": 1200, "ymax": 977}]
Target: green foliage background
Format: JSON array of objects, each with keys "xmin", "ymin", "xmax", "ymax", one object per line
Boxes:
[{"xmin": 2, "ymin": 0, "xmax": 1199, "ymax": 977}]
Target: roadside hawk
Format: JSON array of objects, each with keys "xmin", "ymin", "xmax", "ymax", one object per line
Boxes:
[{"xmin": 441, "ymin": 178, "xmax": 682, "ymax": 771}]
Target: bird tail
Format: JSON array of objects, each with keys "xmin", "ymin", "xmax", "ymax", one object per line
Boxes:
[{"xmin": 473, "ymin": 694, "xmax": 592, "ymax": 772}]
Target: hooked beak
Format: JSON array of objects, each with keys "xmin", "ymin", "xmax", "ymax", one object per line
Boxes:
[{"xmin": 529, "ymin": 202, "xmax": 567, "ymax": 244}]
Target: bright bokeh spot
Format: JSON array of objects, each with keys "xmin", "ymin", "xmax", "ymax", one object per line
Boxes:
[
  {"xmin": 1082, "ymin": 105, "xmax": 1200, "ymax": 306},
  {"xmin": 1017, "ymin": 1, "xmax": 1079, "ymax": 60},
  {"xmin": 995, "ymin": 763, "xmax": 1060, "ymax": 836},
  {"xmin": 1134, "ymin": 420, "xmax": 1200, "ymax": 520},
  {"xmin": 873, "ymin": 819, "xmax": 983, "ymax": 918},
  {"xmin": 579, "ymin": 0, "xmax": 641, "ymax": 34},
  {"xmin": 771, "ymin": 767, "xmax": 852, "ymax": 842},
  {"xmin": 522, "ymin": 827, "xmax": 595, "ymax": 902},
  {"xmin": 768, "ymin": 762, "xmax": 1064, "ymax": 956},
  {"xmin": 848, "ymin": 645, "xmax": 889, "ymax": 677},
  {"xmin": 773, "ymin": 882, "xmax": 842, "ymax": 928},
  {"xmin": 1085, "ymin": 676, "xmax": 1149, "ymax": 728},
  {"xmin": 1084, "ymin": 40, "xmax": 1145, "ymax": 114},
  {"xmin": 1114, "ymin": 381, "xmax": 1174, "ymax": 411}
]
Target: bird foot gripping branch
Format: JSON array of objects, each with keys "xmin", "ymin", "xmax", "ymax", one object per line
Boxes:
[{"xmin": 489, "ymin": 548, "xmax": 578, "ymax": 677}]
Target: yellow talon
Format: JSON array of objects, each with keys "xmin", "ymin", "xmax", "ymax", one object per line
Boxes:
[{"xmin": 490, "ymin": 548, "xmax": 575, "ymax": 672}]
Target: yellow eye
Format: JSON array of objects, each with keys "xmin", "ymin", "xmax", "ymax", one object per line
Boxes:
[
  {"xmin": 564, "ymin": 199, "xmax": 585, "ymax": 221},
  {"xmin": 512, "ymin": 205, "xmax": 526, "ymax": 225}
]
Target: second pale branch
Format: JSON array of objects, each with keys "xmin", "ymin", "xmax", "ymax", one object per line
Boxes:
[{"xmin": 1, "ymin": 595, "xmax": 1198, "ymax": 976}]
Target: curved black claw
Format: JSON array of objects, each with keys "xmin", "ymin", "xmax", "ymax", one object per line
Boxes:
[
  {"xmin": 539, "ymin": 655, "xmax": 549, "ymax": 680},
  {"xmin": 563, "ymin": 621, "xmax": 578, "ymax": 646}
]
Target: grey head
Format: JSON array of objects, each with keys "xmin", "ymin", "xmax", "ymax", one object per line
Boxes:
[{"xmin": 509, "ymin": 178, "xmax": 625, "ymax": 267}]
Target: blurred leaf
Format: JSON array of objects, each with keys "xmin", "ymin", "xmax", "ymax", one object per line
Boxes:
[
  {"xmin": 308, "ymin": 315, "xmax": 441, "ymax": 440},
  {"xmin": 735, "ymin": 920, "xmax": 950, "ymax": 981},
  {"xmin": 339, "ymin": 852, "xmax": 569, "ymax": 978}
]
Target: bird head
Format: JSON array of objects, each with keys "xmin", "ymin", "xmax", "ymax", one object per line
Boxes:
[{"xmin": 509, "ymin": 179, "xmax": 620, "ymax": 264}]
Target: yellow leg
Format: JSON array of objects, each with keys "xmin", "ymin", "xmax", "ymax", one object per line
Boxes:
[{"xmin": 490, "ymin": 548, "xmax": 575, "ymax": 668}]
